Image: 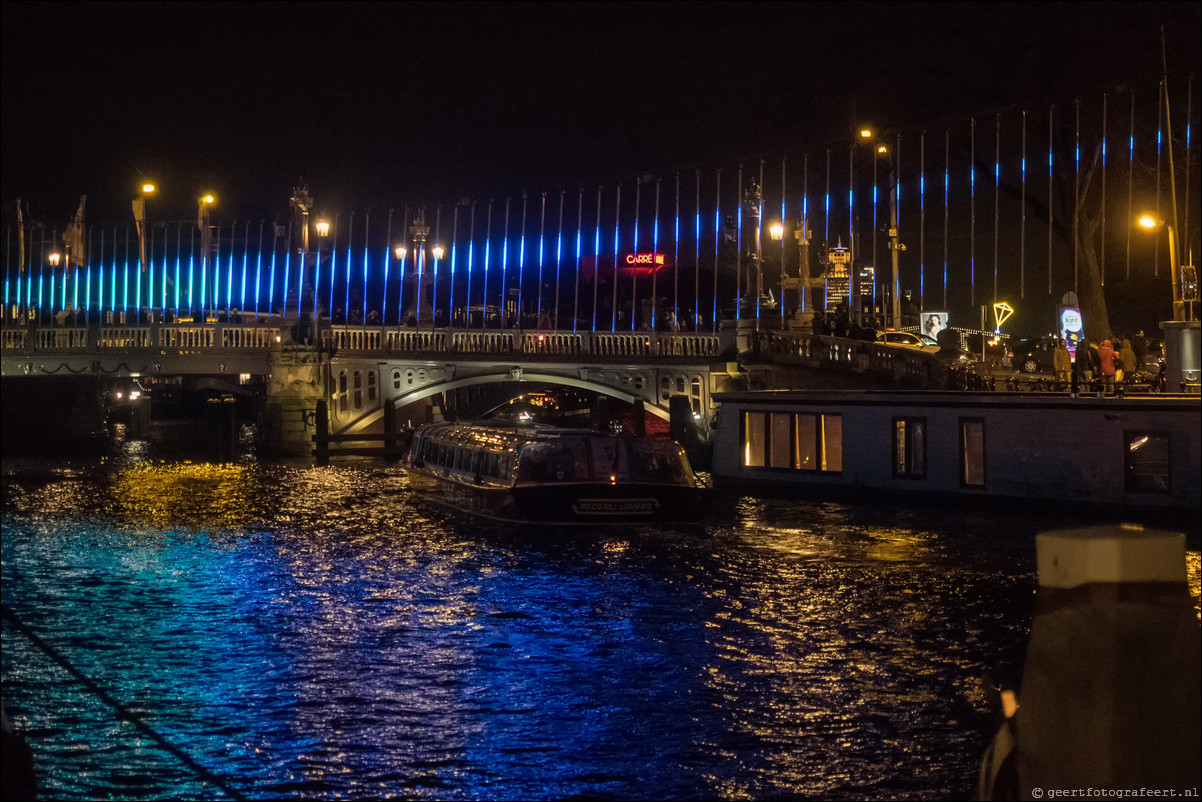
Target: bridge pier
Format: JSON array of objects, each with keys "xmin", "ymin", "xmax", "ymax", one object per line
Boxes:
[{"xmin": 264, "ymin": 346, "xmax": 325, "ymax": 457}]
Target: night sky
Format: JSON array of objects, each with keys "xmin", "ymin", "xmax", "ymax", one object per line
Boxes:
[{"xmin": 5, "ymin": 1, "xmax": 1198, "ymax": 225}]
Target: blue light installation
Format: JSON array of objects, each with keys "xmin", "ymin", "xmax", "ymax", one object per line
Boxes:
[
  {"xmin": 1126, "ymin": 90, "xmax": 1135, "ymax": 279},
  {"xmin": 712, "ymin": 169, "xmax": 721, "ymax": 334},
  {"xmin": 174, "ymin": 225, "xmax": 181, "ymax": 319},
  {"xmin": 344, "ymin": 212, "xmax": 354, "ymax": 323},
  {"xmin": 448, "ymin": 205, "xmax": 459, "ymax": 326},
  {"xmin": 501, "ymin": 197, "xmax": 511, "ymax": 323},
  {"xmin": 361, "ymin": 212, "xmax": 370, "ymax": 325},
  {"xmin": 994, "ymin": 115, "xmax": 1001, "ymax": 301},
  {"xmin": 694, "ymin": 170, "xmax": 701, "ymax": 330},
  {"xmin": 1074, "ymin": 100, "xmax": 1080, "ymax": 290},
  {"xmin": 652, "ymin": 177, "xmax": 662, "ymax": 330},
  {"xmin": 536, "ymin": 192, "xmax": 546, "ymax": 322},
  {"xmin": 382, "ymin": 209, "xmax": 393, "ymax": 325},
  {"xmin": 573, "ymin": 188, "xmax": 583, "ymax": 331},
  {"xmin": 592, "ymin": 187, "xmax": 601, "ymax": 332},
  {"xmin": 780, "ymin": 157, "xmax": 786, "ymax": 327},
  {"xmin": 483, "ymin": 199, "xmax": 494, "ymax": 322},
  {"xmin": 329, "ymin": 216, "xmax": 339, "ymax": 323},
  {"xmin": 265, "ymin": 227, "xmax": 275, "ymax": 319},
  {"xmin": 920, "ymin": 131, "xmax": 926, "ymax": 306},
  {"xmin": 554, "ymin": 190, "xmax": 564, "ymax": 325},
  {"xmin": 465, "ymin": 202, "xmax": 476, "ymax": 324},
  {"xmin": 282, "ymin": 247, "xmax": 291, "ymax": 321},
  {"xmin": 611, "ymin": 184, "xmax": 621, "ymax": 331},
  {"xmin": 736, "ymin": 164, "xmax": 743, "ymax": 315},
  {"xmin": 123, "ymin": 226, "xmax": 131, "ymax": 316},
  {"xmin": 631, "ymin": 180, "xmax": 641, "ymax": 331},
  {"xmin": 110, "ymin": 227, "xmax": 119, "ymax": 314},
  {"xmin": 1156, "ymin": 81, "xmax": 1163, "ymax": 277},
  {"xmin": 518, "ymin": 195, "xmax": 528, "ymax": 324},
  {"xmin": 1020, "ymin": 113, "xmax": 1027, "ymax": 298},
  {"xmin": 970, "ymin": 118, "xmax": 976, "ymax": 306},
  {"xmin": 1100, "ymin": 94, "xmax": 1107, "ymax": 283},
  {"xmin": 824, "ymin": 150, "xmax": 830, "ymax": 244},
  {"xmin": 1048, "ymin": 104, "xmax": 1054, "ymax": 294},
  {"xmin": 255, "ymin": 221, "xmax": 263, "ymax": 319}
]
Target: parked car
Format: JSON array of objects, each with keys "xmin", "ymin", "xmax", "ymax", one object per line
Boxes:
[
  {"xmin": 876, "ymin": 331, "xmax": 939, "ymax": 351},
  {"xmin": 1008, "ymin": 337, "xmax": 1058, "ymax": 373}
]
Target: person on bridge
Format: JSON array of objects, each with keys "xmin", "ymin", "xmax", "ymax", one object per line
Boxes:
[{"xmin": 1097, "ymin": 338, "xmax": 1119, "ymax": 395}]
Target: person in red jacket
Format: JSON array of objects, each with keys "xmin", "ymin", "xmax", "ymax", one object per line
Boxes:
[{"xmin": 1097, "ymin": 338, "xmax": 1121, "ymax": 395}]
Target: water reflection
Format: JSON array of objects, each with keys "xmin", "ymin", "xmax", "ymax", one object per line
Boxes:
[{"xmin": 2, "ymin": 445, "xmax": 1197, "ymax": 801}]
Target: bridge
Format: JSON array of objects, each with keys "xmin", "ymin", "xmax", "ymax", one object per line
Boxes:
[{"xmin": 1, "ymin": 318, "xmax": 956, "ymax": 456}]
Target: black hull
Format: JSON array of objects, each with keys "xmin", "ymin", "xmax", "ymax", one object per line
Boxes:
[{"xmin": 408, "ymin": 470, "xmax": 708, "ymax": 526}]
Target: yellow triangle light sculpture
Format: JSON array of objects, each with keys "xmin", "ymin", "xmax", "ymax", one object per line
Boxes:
[{"xmin": 993, "ymin": 302, "xmax": 1014, "ymax": 331}]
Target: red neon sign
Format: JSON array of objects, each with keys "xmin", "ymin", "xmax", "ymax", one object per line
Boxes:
[{"xmin": 624, "ymin": 253, "xmax": 666, "ymax": 266}]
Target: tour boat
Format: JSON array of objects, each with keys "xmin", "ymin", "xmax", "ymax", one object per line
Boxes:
[{"xmin": 404, "ymin": 420, "xmax": 709, "ymax": 525}]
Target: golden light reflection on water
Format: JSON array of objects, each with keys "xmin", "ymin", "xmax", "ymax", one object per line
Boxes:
[{"xmin": 108, "ymin": 462, "xmax": 259, "ymax": 528}]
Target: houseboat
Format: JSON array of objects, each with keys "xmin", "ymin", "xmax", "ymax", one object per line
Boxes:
[
  {"xmin": 709, "ymin": 390, "xmax": 1201, "ymax": 516},
  {"xmin": 405, "ymin": 420, "xmax": 709, "ymax": 525}
]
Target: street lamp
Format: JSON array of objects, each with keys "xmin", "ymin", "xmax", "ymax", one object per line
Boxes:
[
  {"xmin": 198, "ymin": 193, "xmax": 216, "ymax": 320},
  {"xmin": 1138, "ymin": 214, "xmax": 1195, "ymax": 322}
]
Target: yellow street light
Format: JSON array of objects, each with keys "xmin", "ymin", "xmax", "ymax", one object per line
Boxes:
[
  {"xmin": 141, "ymin": 183, "xmax": 157, "ymax": 195},
  {"xmin": 315, "ymin": 220, "xmax": 330, "ymax": 237},
  {"xmin": 394, "ymin": 246, "xmax": 407, "ymax": 260},
  {"xmin": 769, "ymin": 222, "xmax": 784, "ymax": 241},
  {"xmin": 201, "ymin": 194, "xmax": 216, "ymax": 205},
  {"xmin": 1137, "ymin": 213, "xmax": 1189, "ymax": 321},
  {"xmin": 859, "ymin": 128, "xmax": 874, "ymax": 139},
  {"xmin": 48, "ymin": 252, "xmax": 61, "ymax": 267},
  {"xmin": 432, "ymin": 245, "xmax": 445, "ymax": 260}
]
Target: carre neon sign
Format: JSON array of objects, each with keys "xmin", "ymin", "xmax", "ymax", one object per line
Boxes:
[{"xmin": 624, "ymin": 253, "xmax": 666, "ymax": 266}]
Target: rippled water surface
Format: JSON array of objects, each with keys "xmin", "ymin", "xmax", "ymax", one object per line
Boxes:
[{"xmin": 3, "ymin": 422, "xmax": 1197, "ymax": 800}]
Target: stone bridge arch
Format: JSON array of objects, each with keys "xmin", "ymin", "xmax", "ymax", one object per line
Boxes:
[{"xmin": 336, "ymin": 365, "xmax": 682, "ymax": 435}]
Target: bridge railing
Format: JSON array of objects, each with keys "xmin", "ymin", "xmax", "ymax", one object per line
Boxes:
[
  {"xmin": 755, "ymin": 329, "xmax": 953, "ymax": 386},
  {"xmin": 3, "ymin": 321, "xmax": 734, "ymax": 361}
]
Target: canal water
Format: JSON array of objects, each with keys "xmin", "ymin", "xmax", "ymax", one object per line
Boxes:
[{"xmin": 3, "ymin": 421, "xmax": 1198, "ymax": 801}]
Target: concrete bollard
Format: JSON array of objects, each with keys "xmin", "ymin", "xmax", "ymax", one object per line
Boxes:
[{"xmin": 1008, "ymin": 526, "xmax": 1200, "ymax": 798}]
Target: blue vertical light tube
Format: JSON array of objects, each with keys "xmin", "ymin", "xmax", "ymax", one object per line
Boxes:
[
  {"xmin": 736, "ymin": 166, "xmax": 743, "ymax": 316},
  {"xmin": 344, "ymin": 213, "xmax": 354, "ymax": 322},
  {"xmin": 945, "ymin": 130, "xmax": 951, "ymax": 308},
  {"xmin": 920, "ymin": 133, "xmax": 926, "ymax": 306},
  {"xmin": 501, "ymin": 198, "xmax": 511, "ymax": 322},
  {"xmin": 694, "ymin": 170, "xmax": 701, "ymax": 329},
  {"xmin": 573, "ymin": 188, "xmax": 583, "ymax": 332},
  {"xmin": 824, "ymin": 149, "xmax": 831, "ymax": 243},
  {"xmin": 123, "ymin": 226, "xmax": 131, "ymax": 316},
  {"xmin": 228, "ymin": 223, "xmax": 237, "ymax": 315},
  {"xmin": 265, "ymin": 228, "xmax": 275, "ymax": 319},
  {"xmin": 465, "ymin": 202, "xmax": 476, "ymax": 323},
  {"xmin": 631, "ymin": 181, "xmax": 641, "ymax": 331},
  {"xmin": 592, "ymin": 186, "xmax": 602, "ymax": 333},
  {"xmin": 652, "ymin": 177, "xmax": 662, "ymax": 330},
  {"xmin": 255, "ymin": 221, "xmax": 263, "ymax": 318},
  {"xmin": 241, "ymin": 222, "xmax": 249, "ymax": 316},
  {"xmin": 536, "ymin": 192, "xmax": 546, "ymax": 322},
  {"xmin": 517, "ymin": 195, "xmax": 528, "ymax": 324},
  {"xmin": 282, "ymin": 248, "xmax": 291, "ymax": 321},
  {"xmin": 482, "ymin": 200, "xmax": 494, "ymax": 319},
  {"xmin": 361, "ymin": 212, "xmax": 370, "ymax": 324},
  {"xmin": 174, "ymin": 224, "xmax": 181, "ymax": 318},
  {"xmin": 329, "ymin": 216, "xmax": 339, "ymax": 321},
  {"xmin": 382, "ymin": 210, "xmax": 392, "ymax": 324},
  {"xmin": 712, "ymin": 170, "xmax": 721, "ymax": 333},
  {"xmin": 449, "ymin": 206, "xmax": 459, "ymax": 325},
  {"xmin": 611, "ymin": 185, "xmax": 621, "ymax": 331},
  {"xmin": 554, "ymin": 190, "xmax": 564, "ymax": 326},
  {"xmin": 970, "ymin": 117, "xmax": 977, "ymax": 306},
  {"xmin": 96, "ymin": 230, "xmax": 105, "ymax": 315}
]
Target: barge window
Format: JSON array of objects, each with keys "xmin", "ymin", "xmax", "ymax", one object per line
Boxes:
[
  {"xmin": 893, "ymin": 418, "xmax": 927, "ymax": 478},
  {"xmin": 743, "ymin": 412, "xmax": 767, "ymax": 467},
  {"xmin": 960, "ymin": 419, "xmax": 985, "ymax": 488},
  {"xmin": 1125, "ymin": 432, "xmax": 1170, "ymax": 493},
  {"xmin": 794, "ymin": 413, "xmax": 842, "ymax": 472},
  {"xmin": 769, "ymin": 413, "xmax": 792, "ymax": 468}
]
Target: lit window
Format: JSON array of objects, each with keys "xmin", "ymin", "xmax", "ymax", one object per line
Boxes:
[
  {"xmin": 1125, "ymin": 432, "xmax": 1170, "ymax": 493},
  {"xmin": 894, "ymin": 418, "xmax": 927, "ymax": 478},
  {"xmin": 960, "ymin": 419, "xmax": 985, "ymax": 487}
]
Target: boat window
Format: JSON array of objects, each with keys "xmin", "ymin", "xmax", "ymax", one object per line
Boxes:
[
  {"xmin": 769, "ymin": 413, "xmax": 792, "ymax": 468},
  {"xmin": 893, "ymin": 418, "xmax": 927, "ymax": 478},
  {"xmin": 516, "ymin": 440, "xmax": 591, "ymax": 483},
  {"xmin": 743, "ymin": 412, "xmax": 767, "ymax": 467},
  {"xmin": 793, "ymin": 413, "xmax": 842, "ymax": 472},
  {"xmin": 628, "ymin": 440, "xmax": 689, "ymax": 483},
  {"xmin": 589, "ymin": 437, "xmax": 630, "ymax": 481},
  {"xmin": 1125, "ymin": 431, "xmax": 1170, "ymax": 493},
  {"xmin": 960, "ymin": 418, "xmax": 985, "ymax": 488}
]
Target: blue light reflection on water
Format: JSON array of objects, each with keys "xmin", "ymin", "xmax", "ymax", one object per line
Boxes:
[{"xmin": 8, "ymin": 437, "xmax": 1184, "ymax": 800}]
